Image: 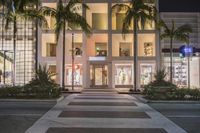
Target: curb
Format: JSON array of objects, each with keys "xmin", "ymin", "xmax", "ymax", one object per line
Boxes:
[
  {"xmin": 56, "ymin": 96, "xmax": 64, "ymax": 103},
  {"xmin": 0, "ymin": 96, "xmax": 64, "ymax": 103},
  {"xmin": 131, "ymin": 95, "xmax": 200, "ymax": 104},
  {"xmin": 147, "ymin": 100, "xmax": 200, "ymax": 104}
]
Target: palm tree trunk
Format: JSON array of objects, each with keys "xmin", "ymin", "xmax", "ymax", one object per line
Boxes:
[
  {"xmin": 24, "ymin": 21, "xmax": 26, "ymax": 85},
  {"xmin": 2, "ymin": 5, "xmax": 5, "ymax": 84},
  {"xmin": 133, "ymin": 19, "xmax": 138, "ymax": 91},
  {"xmin": 35, "ymin": 3, "xmax": 39, "ymax": 74},
  {"xmin": 72, "ymin": 33, "xmax": 74, "ymax": 90},
  {"xmin": 62, "ymin": 22, "xmax": 66, "ymax": 89},
  {"xmin": 13, "ymin": 17, "xmax": 17, "ymax": 86},
  {"xmin": 170, "ymin": 37, "xmax": 173, "ymax": 83}
]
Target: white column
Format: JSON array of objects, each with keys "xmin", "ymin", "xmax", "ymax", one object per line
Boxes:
[{"xmin": 108, "ymin": 1, "xmax": 113, "ymax": 88}]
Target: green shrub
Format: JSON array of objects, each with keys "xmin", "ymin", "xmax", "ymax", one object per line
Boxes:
[
  {"xmin": 143, "ymin": 69, "xmax": 177, "ymax": 100},
  {"xmin": 0, "ymin": 86, "xmax": 22, "ymax": 98},
  {"xmin": 24, "ymin": 65, "xmax": 61, "ymax": 98},
  {"xmin": 173, "ymin": 88, "xmax": 200, "ymax": 100},
  {"xmin": 0, "ymin": 65, "xmax": 61, "ymax": 99}
]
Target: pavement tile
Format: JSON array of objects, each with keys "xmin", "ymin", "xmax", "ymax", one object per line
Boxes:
[
  {"xmin": 58, "ymin": 111, "xmax": 150, "ymax": 118},
  {"xmin": 68, "ymin": 101, "xmax": 137, "ymax": 106},
  {"xmin": 46, "ymin": 127, "xmax": 167, "ymax": 133}
]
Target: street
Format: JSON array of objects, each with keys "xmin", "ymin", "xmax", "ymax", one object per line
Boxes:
[
  {"xmin": 149, "ymin": 103, "xmax": 200, "ymax": 133},
  {"xmin": 0, "ymin": 101, "xmax": 55, "ymax": 133}
]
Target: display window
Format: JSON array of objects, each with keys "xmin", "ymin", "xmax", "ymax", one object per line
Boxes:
[
  {"xmin": 115, "ymin": 64, "xmax": 132, "ymax": 85},
  {"xmin": 66, "ymin": 65, "xmax": 82, "ymax": 85},
  {"xmin": 164, "ymin": 57, "xmax": 200, "ymax": 88},
  {"xmin": 0, "ymin": 55, "xmax": 13, "ymax": 85},
  {"xmin": 140, "ymin": 64, "xmax": 154, "ymax": 86}
]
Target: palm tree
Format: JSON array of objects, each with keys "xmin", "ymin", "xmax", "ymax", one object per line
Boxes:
[
  {"xmin": 1, "ymin": 0, "xmax": 47, "ymax": 85},
  {"xmin": 42, "ymin": 0, "xmax": 91, "ymax": 89},
  {"xmin": 157, "ymin": 20, "xmax": 192, "ymax": 83},
  {"xmin": 112, "ymin": 0, "xmax": 156, "ymax": 91}
]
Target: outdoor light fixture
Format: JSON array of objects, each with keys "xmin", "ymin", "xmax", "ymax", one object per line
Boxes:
[{"xmin": 179, "ymin": 45, "xmax": 196, "ymax": 57}]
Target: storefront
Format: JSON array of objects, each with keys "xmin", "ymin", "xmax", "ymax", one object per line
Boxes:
[
  {"xmin": 163, "ymin": 56, "xmax": 200, "ymax": 88},
  {"xmin": 0, "ymin": 52, "xmax": 13, "ymax": 85},
  {"xmin": 140, "ymin": 63, "xmax": 155, "ymax": 86},
  {"xmin": 65, "ymin": 64, "xmax": 83, "ymax": 86},
  {"xmin": 113, "ymin": 62, "xmax": 156, "ymax": 88},
  {"xmin": 114, "ymin": 64, "xmax": 133, "ymax": 87}
]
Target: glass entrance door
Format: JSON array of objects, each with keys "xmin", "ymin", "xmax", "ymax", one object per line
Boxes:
[{"xmin": 90, "ymin": 65, "xmax": 108, "ymax": 87}]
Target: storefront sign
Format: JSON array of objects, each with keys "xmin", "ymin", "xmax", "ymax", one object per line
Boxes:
[{"xmin": 179, "ymin": 45, "xmax": 196, "ymax": 57}]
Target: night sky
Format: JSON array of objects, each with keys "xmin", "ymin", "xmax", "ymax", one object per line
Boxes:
[{"xmin": 159, "ymin": 0, "xmax": 200, "ymax": 12}]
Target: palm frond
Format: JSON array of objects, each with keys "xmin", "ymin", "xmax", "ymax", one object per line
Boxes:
[
  {"xmin": 40, "ymin": 6, "xmax": 56, "ymax": 17},
  {"xmin": 174, "ymin": 24, "xmax": 192, "ymax": 35},
  {"xmin": 112, "ymin": 4, "xmax": 130, "ymax": 16},
  {"xmin": 68, "ymin": 12, "xmax": 92, "ymax": 36},
  {"xmin": 122, "ymin": 10, "xmax": 133, "ymax": 38},
  {"xmin": 55, "ymin": 21, "xmax": 64, "ymax": 42},
  {"xmin": 20, "ymin": 9, "xmax": 48, "ymax": 28},
  {"xmin": 156, "ymin": 19, "xmax": 169, "ymax": 31},
  {"xmin": 174, "ymin": 33, "xmax": 189, "ymax": 43},
  {"xmin": 160, "ymin": 33, "xmax": 170, "ymax": 40}
]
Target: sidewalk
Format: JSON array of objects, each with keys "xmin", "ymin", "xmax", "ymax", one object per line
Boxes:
[{"xmin": 25, "ymin": 90, "xmax": 186, "ymax": 133}]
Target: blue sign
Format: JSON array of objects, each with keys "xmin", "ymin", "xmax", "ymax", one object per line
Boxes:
[{"xmin": 179, "ymin": 45, "xmax": 196, "ymax": 57}]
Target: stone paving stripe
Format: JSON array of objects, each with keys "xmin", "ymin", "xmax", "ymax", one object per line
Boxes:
[
  {"xmin": 46, "ymin": 127, "xmax": 167, "ymax": 133},
  {"xmin": 74, "ymin": 97, "xmax": 131, "ymax": 100},
  {"xmin": 68, "ymin": 102, "xmax": 137, "ymax": 106},
  {"xmin": 58, "ymin": 111, "xmax": 150, "ymax": 118}
]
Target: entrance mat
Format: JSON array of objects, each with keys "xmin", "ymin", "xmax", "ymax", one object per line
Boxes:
[
  {"xmin": 68, "ymin": 102, "xmax": 137, "ymax": 106},
  {"xmin": 46, "ymin": 128, "xmax": 167, "ymax": 133},
  {"xmin": 58, "ymin": 111, "xmax": 150, "ymax": 118},
  {"xmin": 74, "ymin": 97, "xmax": 131, "ymax": 100}
]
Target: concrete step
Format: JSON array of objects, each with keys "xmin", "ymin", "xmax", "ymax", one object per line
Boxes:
[{"xmin": 82, "ymin": 88, "xmax": 117, "ymax": 94}]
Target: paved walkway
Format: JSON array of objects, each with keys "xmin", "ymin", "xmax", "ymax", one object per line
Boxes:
[{"xmin": 26, "ymin": 90, "xmax": 186, "ymax": 133}]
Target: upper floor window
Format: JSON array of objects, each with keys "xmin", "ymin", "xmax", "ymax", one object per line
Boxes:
[
  {"xmin": 87, "ymin": 34, "xmax": 108, "ymax": 57},
  {"xmin": 46, "ymin": 43, "xmax": 56, "ymax": 57},
  {"xmin": 86, "ymin": 4, "xmax": 108, "ymax": 30}
]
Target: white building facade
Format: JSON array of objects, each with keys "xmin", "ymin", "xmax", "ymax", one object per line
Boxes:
[{"xmin": 0, "ymin": 0, "xmax": 200, "ymax": 89}]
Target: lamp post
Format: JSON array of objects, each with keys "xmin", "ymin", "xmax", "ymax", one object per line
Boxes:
[{"xmin": 72, "ymin": 33, "xmax": 74, "ymax": 90}]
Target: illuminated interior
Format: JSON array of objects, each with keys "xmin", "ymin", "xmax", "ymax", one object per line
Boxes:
[
  {"xmin": 87, "ymin": 34, "xmax": 108, "ymax": 57},
  {"xmin": 86, "ymin": 3, "xmax": 108, "ymax": 30},
  {"xmin": 42, "ymin": 34, "xmax": 56, "ymax": 57}
]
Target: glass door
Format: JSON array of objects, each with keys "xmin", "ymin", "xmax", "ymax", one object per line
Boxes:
[{"xmin": 90, "ymin": 65, "xmax": 108, "ymax": 87}]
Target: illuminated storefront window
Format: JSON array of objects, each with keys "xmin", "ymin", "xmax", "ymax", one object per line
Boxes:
[
  {"xmin": 115, "ymin": 64, "xmax": 133, "ymax": 85},
  {"xmin": 42, "ymin": 34, "xmax": 56, "ymax": 57},
  {"xmin": 46, "ymin": 43, "xmax": 56, "ymax": 57},
  {"xmin": 48, "ymin": 65, "xmax": 56, "ymax": 80},
  {"xmin": 138, "ymin": 34, "xmax": 155, "ymax": 57},
  {"xmin": 140, "ymin": 63, "xmax": 155, "ymax": 86},
  {"xmin": 66, "ymin": 65, "xmax": 82, "ymax": 85},
  {"xmin": 112, "ymin": 34, "xmax": 133, "ymax": 57},
  {"xmin": 0, "ymin": 53, "xmax": 13, "ymax": 84},
  {"xmin": 66, "ymin": 34, "xmax": 83, "ymax": 56},
  {"xmin": 163, "ymin": 56, "xmax": 200, "ymax": 88},
  {"xmin": 86, "ymin": 3, "xmax": 108, "ymax": 30},
  {"xmin": 87, "ymin": 34, "xmax": 108, "ymax": 57},
  {"xmin": 112, "ymin": 3, "xmax": 133, "ymax": 30}
]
